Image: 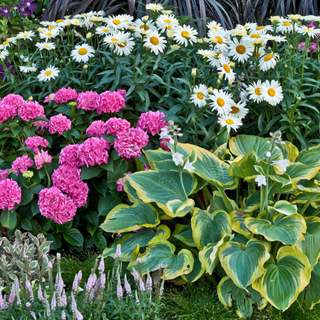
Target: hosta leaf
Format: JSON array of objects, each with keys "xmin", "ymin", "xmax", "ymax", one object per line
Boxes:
[
  {"xmin": 295, "ymin": 216, "xmax": 320, "ymax": 269},
  {"xmin": 100, "ymin": 202, "xmax": 160, "ymax": 234},
  {"xmin": 297, "ymin": 145, "xmax": 320, "ymax": 166},
  {"xmin": 273, "ymin": 200, "xmax": 297, "ymax": 215},
  {"xmin": 242, "ymin": 192, "xmax": 273, "ymax": 213},
  {"xmin": 208, "ymin": 191, "xmax": 238, "ymax": 213},
  {"xmin": 229, "ymin": 151, "xmax": 260, "ymax": 181},
  {"xmin": 182, "ymin": 258, "xmax": 205, "ymax": 283},
  {"xmin": 219, "ymin": 239, "xmax": 270, "ymax": 290},
  {"xmin": 230, "ymin": 211, "xmax": 253, "ymax": 239},
  {"xmin": 127, "ymin": 236, "xmax": 194, "ymax": 280},
  {"xmin": 278, "ymin": 141, "xmax": 299, "ymax": 162},
  {"xmin": 253, "ymin": 247, "xmax": 311, "ymax": 311},
  {"xmin": 191, "ymin": 208, "xmax": 232, "ymax": 250},
  {"xmin": 126, "ymin": 170, "xmax": 196, "ymax": 217},
  {"xmin": 173, "ymin": 223, "xmax": 196, "ymax": 247},
  {"xmin": 245, "ymin": 214, "xmax": 307, "ymax": 246},
  {"xmin": 144, "ymin": 149, "xmax": 177, "ymax": 171},
  {"xmin": 286, "ymin": 164, "xmax": 320, "ymax": 185}
]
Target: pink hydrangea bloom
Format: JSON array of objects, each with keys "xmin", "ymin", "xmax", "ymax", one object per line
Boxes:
[
  {"xmin": 38, "ymin": 187, "xmax": 77, "ymax": 224},
  {"xmin": 116, "ymin": 172, "xmax": 131, "ymax": 192},
  {"xmin": 18, "ymin": 101, "xmax": 45, "ymax": 122},
  {"xmin": 77, "ymin": 91, "xmax": 99, "ymax": 111},
  {"xmin": 25, "ymin": 136, "xmax": 49, "ymax": 152},
  {"xmin": 86, "ymin": 120, "xmax": 107, "ymax": 138},
  {"xmin": 143, "ymin": 163, "xmax": 151, "ymax": 170},
  {"xmin": 51, "ymin": 165, "xmax": 89, "ymax": 208},
  {"xmin": 117, "ymin": 89, "xmax": 127, "ymax": 99},
  {"xmin": 0, "ymin": 178, "xmax": 21, "ymax": 210},
  {"xmin": 11, "ymin": 155, "xmax": 34, "ymax": 173},
  {"xmin": 49, "ymin": 114, "xmax": 71, "ymax": 135},
  {"xmin": 33, "ymin": 120, "xmax": 49, "ymax": 134},
  {"xmin": 54, "ymin": 87, "xmax": 78, "ymax": 104},
  {"xmin": 105, "ymin": 118, "xmax": 131, "ymax": 136},
  {"xmin": 137, "ymin": 111, "xmax": 167, "ymax": 136},
  {"xmin": 0, "ymin": 94, "xmax": 24, "ymax": 111},
  {"xmin": 160, "ymin": 138, "xmax": 171, "ymax": 151},
  {"xmin": 44, "ymin": 93, "xmax": 56, "ymax": 103},
  {"xmin": 59, "ymin": 144, "xmax": 82, "ymax": 167},
  {"xmin": 0, "ymin": 103, "xmax": 18, "ymax": 123},
  {"xmin": 0, "ymin": 169, "xmax": 9, "ymax": 181},
  {"xmin": 94, "ymin": 91, "xmax": 125, "ymax": 114},
  {"xmin": 114, "ymin": 128, "xmax": 148, "ymax": 160},
  {"xmin": 78, "ymin": 137, "xmax": 110, "ymax": 167},
  {"xmin": 35, "ymin": 150, "xmax": 52, "ymax": 169}
]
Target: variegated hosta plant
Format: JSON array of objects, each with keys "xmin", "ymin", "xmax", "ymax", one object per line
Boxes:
[{"xmin": 100, "ymin": 132, "xmax": 320, "ymax": 318}]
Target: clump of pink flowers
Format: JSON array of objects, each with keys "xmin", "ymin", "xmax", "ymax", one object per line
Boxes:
[
  {"xmin": 0, "ymin": 178, "xmax": 21, "ymax": 210},
  {"xmin": 0, "ymin": 169, "xmax": 9, "ymax": 181},
  {"xmin": 49, "ymin": 114, "xmax": 71, "ymax": 135},
  {"xmin": 160, "ymin": 138, "xmax": 171, "ymax": 151},
  {"xmin": 38, "ymin": 187, "xmax": 77, "ymax": 224},
  {"xmin": 78, "ymin": 138, "xmax": 110, "ymax": 167},
  {"xmin": 137, "ymin": 111, "xmax": 167, "ymax": 136},
  {"xmin": 0, "ymin": 94, "xmax": 24, "ymax": 123},
  {"xmin": 59, "ymin": 145, "xmax": 82, "ymax": 168},
  {"xmin": 105, "ymin": 118, "xmax": 131, "ymax": 136},
  {"xmin": 86, "ymin": 120, "xmax": 107, "ymax": 138},
  {"xmin": 77, "ymin": 91, "xmax": 99, "ymax": 111},
  {"xmin": 114, "ymin": 128, "xmax": 148, "ymax": 160},
  {"xmin": 53, "ymin": 87, "xmax": 78, "ymax": 104},
  {"xmin": 94, "ymin": 91, "xmax": 126, "ymax": 114},
  {"xmin": 11, "ymin": 155, "xmax": 34, "ymax": 173},
  {"xmin": 18, "ymin": 101, "xmax": 45, "ymax": 122},
  {"xmin": 116, "ymin": 172, "xmax": 131, "ymax": 192},
  {"xmin": 44, "ymin": 93, "xmax": 55, "ymax": 103},
  {"xmin": 26, "ymin": 136, "xmax": 49, "ymax": 152},
  {"xmin": 33, "ymin": 120, "xmax": 49, "ymax": 134},
  {"xmin": 35, "ymin": 150, "xmax": 52, "ymax": 169}
]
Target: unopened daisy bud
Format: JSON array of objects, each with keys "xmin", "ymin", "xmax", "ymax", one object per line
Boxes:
[
  {"xmin": 191, "ymin": 68, "xmax": 197, "ymax": 76},
  {"xmin": 297, "ymin": 96, "xmax": 301, "ymax": 101},
  {"xmin": 23, "ymin": 171, "xmax": 34, "ymax": 179},
  {"xmin": 208, "ymin": 86, "xmax": 213, "ymax": 93},
  {"xmin": 211, "ymin": 37, "xmax": 218, "ymax": 44},
  {"xmin": 228, "ymin": 80, "xmax": 233, "ymax": 86},
  {"xmin": 28, "ymin": 96, "xmax": 33, "ymax": 101},
  {"xmin": 230, "ymin": 61, "xmax": 235, "ymax": 68},
  {"xmin": 186, "ymin": 34, "xmax": 191, "ymax": 39},
  {"xmin": 197, "ymin": 38, "xmax": 203, "ymax": 44},
  {"xmin": 170, "ymin": 44, "xmax": 180, "ymax": 50},
  {"xmin": 270, "ymin": 16, "xmax": 280, "ymax": 22},
  {"xmin": 218, "ymin": 74, "xmax": 224, "ymax": 80},
  {"xmin": 235, "ymin": 29, "xmax": 246, "ymax": 36},
  {"xmin": 289, "ymin": 45, "xmax": 293, "ymax": 49},
  {"xmin": 128, "ymin": 25, "xmax": 135, "ymax": 30},
  {"xmin": 167, "ymin": 32, "xmax": 174, "ymax": 39},
  {"xmin": 142, "ymin": 15, "xmax": 149, "ymax": 22},
  {"xmin": 288, "ymin": 14, "xmax": 300, "ymax": 21},
  {"xmin": 83, "ymin": 64, "xmax": 88, "ymax": 69},
  {"xmin": 254, "ymin": 38, "xmax": 264, "ymax": 44},
  {"xmin": 162, "ymin": 10, "xmax": 172, "ymax": 14},
  {"xmin": 216, "ymin": 79, "xmax": 221, "ymax": 84},
  {"xmin": 86, "ymin": 32, "xmax": 92, "ymax": 39},
  {"xmin": 284, "ymin": 64, "xmax": 288, "ymax": 68},
  {"xmin": 203, "ymin": 37, "xmax": 209, "ymax": 43}
]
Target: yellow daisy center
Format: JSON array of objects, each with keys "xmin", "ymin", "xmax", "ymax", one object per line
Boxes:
[
  {"xmin": 118, "ymin": 40, "xmax": 127, "ymax": 48},
  {"xmin": 197, "ymin": 92, "xmax": 204, "ymax": 100},
  {"xmin": 255, "ymin": 88, "xmax": 261, "ymax": 95},
  {"xmin": 140, "ymin": 25, "xmax": 150, "ymax": 31},
  {"xmin": 256, "ymin": 26, "xmax": 265, "ymax": 30},
  {"xmin": 44, "ymin": 44, "xmax": 49, "ymax": 47},
  {"xmin": 150, "ymin": 36, "xmax": 160, "ymax": 45},
  {"xmin": 264, "ymin": 54, "xmax": 273, "ymax": 61},
  {"xmin": 181, "ymin": 31, "xmax": 190, "ymax": 38},
  {"xmin": 226, "ymin": 119, "xmax": 234, "ymax": 124},
  {"xmin": 0, "ymin": 53, "xmax": 2, "ymax": 56},
  {"xmin": 223, "ymin": 64, "xmax": 231, "ymax": 73},
  {"xmin": 236, "ymin": 45, "xmax": 246, "ymax": 54},
  {"xmin": 78, "ymin": 32, "xmax": 83, "ymax": 36},
  {"xmin": 164, "ymin": 19, "xmax": 172, "ymax": 23},
  {"xmin": 283, "ymin": 22, "xmax": 292, "ymax": 26},
  {"xmin": 111, "ymin": 38, "xmax": 118, "ymax": 42},
  {"xmin": 304, "ymin": 28, "xmax": 313, "ymax": 31},
  {"xmin": 268, "ymin": 88, "xmax": 276, "ymax": 97},
  {"xmin": 217, "ymin": 98, "xmax": 225, "ymax": 107},
  {"xmin": 113, "ymin": 19, "xmax": 121, "ymax": 25},
  {"xmin": 167, "ymin": 26, "xmax": 172, "ymax": 30},
  {"xmin": 48, "ymin": 26, "xmax": 56, "ymax": 30},
  {"xmin": 250, "ymin": 34, "xmax": 260, "ymax": 38},
  {"xmin": 244, "ymin": 25, "xmax": 249, "ymax": 28},
  {"xmin": 78, "ymin": 48, "xmax": 88, "ymax": 55},
  {"xmin": 56, "ymin": 19, "xmax": 63, "ymax": 23},
  {"xmin": 46, "ymin": 33, "xmax": 52, "ymax": 36},
  {"xmin": 215, "ymin": 36, "xmax": 223, "ymax": 44},
  {"xmin": 45, "ymin": 71, "xmax": 52, "ymax": 76},
  {"xmin": 2, "ymin": 41, "xmax": 9, "ymax": 45},
  {"xmin": 102, "ymin": 29, "xmax": 109, "ymax": 32},
  {"xmin": 212, "ymin": 26, "xmax": 217, "ymax": 30},
  {"xmin": 231, "ymin": 107, "xmax": 240, "ymax": 114},
  {"xmin": 23, "ymin": 34, "xmax": 29, "ymax": 37}
]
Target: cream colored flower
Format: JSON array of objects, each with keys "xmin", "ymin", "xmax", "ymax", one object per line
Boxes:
[
  {"xmin": 71, "ymin": 44, "xmax": 95, "ymax": 62},
  {"xmin": 173, "ymin": 25, "xmax": 198, "ymax": 47}
]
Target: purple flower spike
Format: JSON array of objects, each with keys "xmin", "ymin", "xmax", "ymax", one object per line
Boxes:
[{"xmin": 0, "ymin": 6, "xmax": 12, "ymax": 19}]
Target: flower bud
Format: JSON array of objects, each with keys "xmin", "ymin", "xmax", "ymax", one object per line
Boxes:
[
  {"xmin": 208, "ymin": 86, "xmax": 213, "ymax": 93},
  {"xmin": 28, "ymin": 96, "xmax": 33, "ymax": 101},
  {"xmin": 218, "ymin": 73, "xmax": 224, "ymax": 80},
  {"xmin": 167, "ymin": 32, "xmax": 174, "ymax": 39},
  {"xmin": 270, "ymin": 16, "xmax": 280, "ymax": 22},
  {"xmin": 128, "ymin": 25, "xmax": 135, "ymax": 30},
  {"xmin": 142, "ymin": 15, "xmax": 149, "ymax": 22},
  {"xmin": 191, "ymin": 68, "xmax": 197, "ymax": 76},
  {"xmin": 86, "ymin": 32, "xmax": 92, "ymax": 39},
  {"xmin": 230, "ymin": 61, "xmax": 235, "ymax": 68},
  {"xmin": 197, "ymin": 38, "xmax": 203, "ymax": 44},
  {"xmin": 217, "ymin": 79, "xmax": 221, "ymax": 84},
  {"xmin": 83, "ymin": 64, "xmax": 88, "ymax": 69},
  {"xmin": 235, "ymin": 29, "xmax": 246, "ymax": 36},
  {"xmin": 23, "ymin": 171, "xmax": 34, "ymax": 179},
  {"xmin": 228, "ymin": 80, "xmax": 233, "ymax": 86},
  {"xmin": 211, "ymin": 37, "xmax": 218, "ymax": 44},
  {"xmin": 170, "ymin": 45, "xmax": 180, "ymax": 50},
  {"xmin": 162, "ymin": 10, "xmax": 172, "ymax": 14}
]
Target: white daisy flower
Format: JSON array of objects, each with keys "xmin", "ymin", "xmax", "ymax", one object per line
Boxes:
[
  {"xmin": 105, "ymin": 15, "xmax": 128, "ymax": 30},
  {"xmin": 0, "ymin": 50, "xmax": 9, "ymax": 60},
  {"xmin": 173, "ymin": 25, "xmax": 198, "ymax": 47},
  {"xmin": 230, "ymin": 101, "xmax": 249, "ymax": 118},
  {"xmin": 241, "ymin": 22, "xmax": 258, "ymax": 30},
  {"xmin": 84, "ymin": 16, "xmax": 105, "ymax": 29},
  {"xmin": 254, "ymin": 25, "xmax": 273, "ymax": 34},
  {"xmin": 259, "ymin": 53, "xmax": 279, "ymax": 71},
  {"xmin": 71, "ymin": 44, "xmax": 95, "ymax": 62},
  {"xmin": 156, "ymin": 14, "xmax": 179, "ymax": 32},
  {"xmin": 276, "ymin": 19, "xmax": 294, "ymax": 33},
  {"xmin": 0, "ymin": 40, "xmax": 11, "ymax": 50},
  {"xmin": 16, "ymin": 31, "xmax": 35, "ymax": 41},
  {"xmin": 263, "ymin": 34, "xmax": 287, "ymax": 42},
  {"xmin": 197, "ymin": 49, "xmax": 216, "ymax": 58},
  {"xmin": 120, "ymin": 14, "xmax": 134, "ymax": 27},
  {"xmin": 96, "ymin": 26, "xmax": 114, "ymax": 36},
  {"xmin": 35, "ymin": 42, "xmax": 56, "ymax": 51},
  {"xmin": 146, "ymin": 3, "xmax": 164, "ymax": 11},
  {"xmin": 218, "ymin": 56, "xmax": 235, "ymax": 82},
  {"xmin": 303, "ymin": 15, "xmax": 317, "ymax": 22},
  {"xmin": 296, "ymin": 25, "xmax": 320, "ymax": 37},
  {"xmin": 207, "ymin": 21, "xmax": 223, "ymax": 32},
  {"xmin": 71, "ymin": 19, "xmax": 84, "ymax": 27},
  {"xmin": 260, "ymin": 80, "xmax": 283, "ymax": 106},
  {"xmin": 228, "ymin": 37, "xmax": 254, "ymax": 63},
  {"xmin": 190, "ymin": 84, "xmax": 209, "ymax": 108},
  {"xmin": 210, "ymin": 33, "xmax": 229, "ymax": 53},
  {"xmin": 39, "ymin": 29, "xmax": 59, "ymax": 40},
  {"xmin": 247, "ymin": 80, "xmax": 264, "ymax": 103},
  {"xmin": 209, "ymin": 89, "xmax": 234, "ymax": 116},
  {"xmin": 218, "ymin": 114, "xmax": 243, "ymax": 131},
  {"xmin": 19, "ymin": 64, "xmax": 37, "ymax": 73},
  {"xmin": 133, "ymin": 19, "xmax": 157, "ymax": 38},
  {"xmin": 113, "ymin": 34, "xmax": 135, "ymax": 56},
  {"xmin": 37, "ymin": 66, "xmax": 59, "ymax": 82},
  {"xmin": 208, "ymin": 51, "xmax": 224, "ymax": 68},
  {"xmin": 74, "ymin": 30, "xmax": 86, "ymax": 41},
  {"xmin": 144, "ymin": 30, "xmax": 167, "ymax": 55}
]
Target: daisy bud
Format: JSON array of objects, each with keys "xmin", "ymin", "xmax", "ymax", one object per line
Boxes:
[
  {"xmin": 83, "ymin": 64, "xmax": 88, "ymax": 69},
  {"xmin": 185, "ymin": 34, "xmax": 191, "ymax": 39},
  {"xmin": 208, "ymin": 86, "xmax": 213, "ymax": 93},
  {"xmin": 228, "ymin": 80, "xmax": 233, "ymax": 86},
  {"xmin": 28, "ymin": 96, "xmax": 33, "ymax": 101},
  {"xmin": 218, "ymin": 74, "xmax": 224, "ymax": 80},
  {"xmin": 86, "ymin": 32, "xmax": 92, "ymax": 39},
  {"xmin": 217, "ymin": 79, "xmax": 221, "ymax": 84},
  {"xmin": 167, "ymin": 32, "xmax": 174, "ymax": 39},
  {"xmin": 230, "ymin": 61, "xmax": 235, "ymax": 68},
  {"xmin": 191, "ymin": 68, "xmax": 197, "ymax": 76},
  {"xmin": 211, "ymin": 37, "xmax": 218, "ymax": 43},
  {"xmin": 197, "ymin": 38, "xmax": 203, "ymax": 44},
  {"xmin": 203, "ymin": 37, "xmax": 209, "ymax": 42},
  {"xmin": 270, "ymin": 16, "xmax": 280, "ymax": 22},
  {"xmin": 142, "ymin": 15, "xmax": 149, "ymax": 22},
  {"xmin": 128, "ymin": 25, "xmax": 136, "ymax": 30},
  {"xmin": 170, "ymin": 45, "xmax": 180, "ymax": 50}
]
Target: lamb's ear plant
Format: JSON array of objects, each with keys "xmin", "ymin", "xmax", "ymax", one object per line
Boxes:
[{"xmin": 101, "ymin": 127, "xmax": 320, "ymax": 318}]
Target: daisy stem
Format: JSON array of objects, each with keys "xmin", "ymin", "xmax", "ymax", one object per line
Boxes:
[
  {"xmin": 265, "ymin": 143, "xmax": 275, "ymax": 218},
  {"xmin": 298, "ymin": 37, "xmax": 308, "ymax": 91}
]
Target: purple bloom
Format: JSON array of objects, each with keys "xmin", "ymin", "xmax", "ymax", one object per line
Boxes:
[
  {"xmin": 0, "ymin": 62, "xmax": 15, "ymax": 81},
  {"xmin": 14, "ymin": 4, "xmax": 31, "ymax": 18},
  {"xmin": 20, "ymin": 0, "xmax": 37, "ymax": 14},
  {"xmin": 0, "ymin": 6, "xmax": 12, "ymax": 19}
]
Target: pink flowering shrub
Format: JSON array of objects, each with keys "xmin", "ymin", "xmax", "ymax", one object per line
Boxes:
[
  {"xmin": 33, "ymin": 120, "xmax": 49, "ymax": 134},
  {"xmin": 86, "ymin": 120, "xmax": 107, "ymax": 138},
  {"xmin": 53, "ymin": 87, "xmax": 78, "ymax": 104},
  {"xmin": 59, "ymin": 144, "xmax": 82, "ymax": 168},
  {"xmin": 0, "ymin": 179, "xmax": 21, "ymax": 210},
  {"xmin": 11, "ymin": 155, "xmax": 34, "ymax": 173},
  {"xmin": 94, "ymin": 91, "xmax": 126, "ymax": 114},
  {"xmin": 160, "ymin": 138, "xmax": 171, "ymax": 151},
  {"xmin": 34, "ymin": 150, "xmax": 52, "ymax": 169},
  {"xmin": 0, "ymin": 169, "xmax": 9, "ymax": 181},
  {"xmin": 77, "ymin": 91, "xmax": 99, "ymax": 111},
  {"xmin": 18, "ymin": 101, "xmax": 45, "ymax": 121},
  {"xmin": 116, "ymin": 172, "xmax": 131, "ymax": 192},
  {"xmin": 44, "ymin": 93, "xmax": 55, "ymax": 103},
  {"xmin": 49, "ymin": 113, "xmax": 71, "ymax": 135},
  {"xmin": 137, "ymin": 111, "xmax": 167, "ymax": 136},
  {"xmin": 0, "ymin": 103, "xmax": 18, "ymax": 123},
  {"xmin": 105, "ymin": 118, "xmax": 131, "ymax": 136},
  {"xmin": 25, "ymin": 136, "xmax": 49, "ymax": 152}
]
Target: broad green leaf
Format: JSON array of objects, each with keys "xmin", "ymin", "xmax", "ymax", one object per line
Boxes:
[
  {"xmin": 286, "ymin": 163, "xmax": 320, "ymax": 185},
  {"xmin": 230, "ymin": 211, "xmax": 253, "ymax": 239},
  {"xmin": 242, "ymin": 191, "xmax": 273, "ymax": 213},
  {"xmin": 191, "ymin": 208, "xmax": 232, "ymax": 250},
  {"xmin": 100, "ymin": 202, "xmax": 160, "ymax": 233},
  {"xmin": 253, "ymin": 247, "xmax": 311, "ymax": 311},
  {"xmin": 1, "ymin": 209, "xmax": 17, "ymax": 229},
  {"xmin": 98, "ymin": 195, "xmax": 121, "ymax": 216},
  {"xmin": 20, "ymin": 187, "xmax": 33, "ymax": 206},
  {"xmin": 229, "ymin": 135, "xmax": 282, "ymax": 161},
  {"xmin": 219, "ymin": 239, "xmax": 270, "ymax": 290},
  {"xmin": 297, "ymin": 145, "xmax": 320, "ymax": 166},
  {"xmin": 182, "ymin": 258, "xmax": 205, "ymax": 283},
  {"xmin": 208, "ymin": 191, "xmax": 238, "ymax": 213},
  {"xmin": 63, "ymin": 229, "xmax": 84, "ymax": 247},
  {"xmin": 229, "ymin": 151, "xmax": 260, "ymax": 181},
  {"xmin": 144, "ymin": 149, "xmax": 176, "ymax": 171},
  {"xmin": 173, "ymin": 223, "xmax": 196, "ymax": 247},
  {"xmin": 273, "ymin": 200, "xmax": 297, "ymax": 215},
  {"xmin": 295, "ymin": 216, "xmax": 320, "ymax": 269},
  {"xmin": 245, "ymin": 214, "xmax": 307, "ymax": 246},
  {"xmin": 278, "ymin": 141, "xmax": 299, "ymax": 162},
  {"xmin": 126, "ymin": 170, "xmax": 196, "ymax": 217},
  {"xmin": 127, "ymin": 236, "xmax": 194, "ymax": 280},
  {"xmin": 81, "ymin": 165, "xmax": 103, "ymax": 180}
]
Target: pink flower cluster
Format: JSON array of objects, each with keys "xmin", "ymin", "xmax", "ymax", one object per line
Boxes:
[
  {"xmin": 160, "ymin": 138, "xmax": 171, "ymax": 151},
  {"xmin": 77, "ymin": 91, "xmax": 98, "ymax": 111},
  {"xmin": 0, "ymin": 94, "xmax": 23, "ymax": 123},
  {"xmin": 116, "ymin": 172, "xmax": 131, "ymax": 192},
  {"xmin": 26, "ymin": 136, "xmax": 49, "ymax": 152},
  {"xmin": 86, "ymin": 120, "xmax": 108, "ymax": 138},
  {"xmin": 114, "ymin": 128, "xmax": 148, "ymax": 160},
  {"xmin": 297, "ymin": 21, "xmax": 320, "ymax": 53},
  {"xmin": 49, "ymin": 114, "xmax": 71, "ymax": 135},
  {"xmin": 18, "ymin": 101, "xmax": 45, "ymax": 122},
  {"xmin": 34, "ymin": 150, "xmax": 52, "ymax": 169},
  {"xmin": 38, "ymin": 187, "xmax": 77, "ymax": 224},
  {"xmin": 59, "ymin": 144, "xmax": 82, "ymax": 168},
  {"xmin": 0, "ymin": 178, "xmax": 21, "ymax": 210},
  {"xmin": 0, "ymin": 169, "xmax": 9, "ymax": 181},
  {"xmin": 33, "ymin": 120, "xmax": 49, "ymax": 134},
  {"xmin": 94, "ymin": 91, "xmax": 125, "ymax": 114},
  {"xmin": 53, "ymin": 87, "xmax": 78, "ymax": 104},
  {"xmin": 11, "ymin": 155, "xmax": 34, "ymax": 173},
  {"xmin": 44, "ymin": 93, "xmax": 55, "ymax": 103},
  {"xmin": 137, "ymin": 111, "xmax": 167, "ymax": 136},
  {"xmin": 105, "ymin": 118, "xmax": 131, "ymax": 136}
]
